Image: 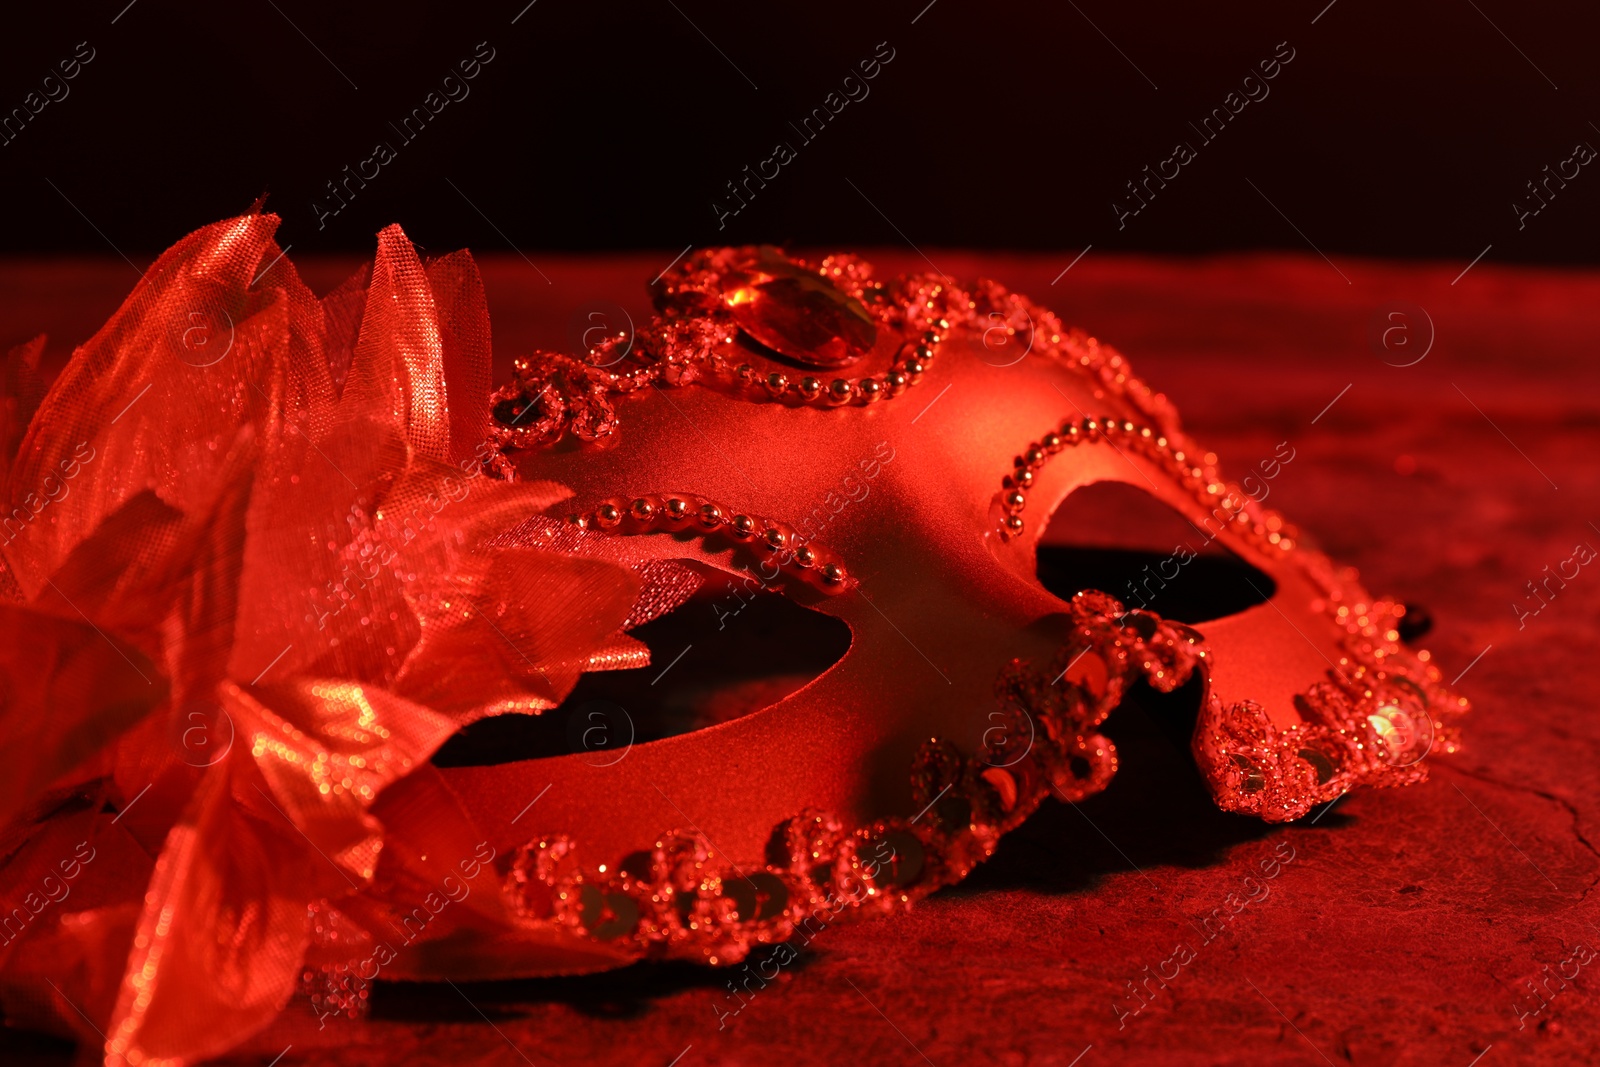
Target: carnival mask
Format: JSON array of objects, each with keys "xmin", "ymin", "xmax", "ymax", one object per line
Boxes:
[
  {"xmin": 0, "ymin": 222, "xmax": 1467, "ymax": 1064},
  {"xmin": 409, "ymin": 243, "xmax": 1468, "ymax": 975}
]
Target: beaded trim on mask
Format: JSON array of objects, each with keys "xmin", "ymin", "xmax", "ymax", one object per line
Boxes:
[
  {"xmin": 1195, "ymin": 568, "xmax": 1467, "ymax": 822},
  {"xmin": 480, "ymin": 246, "xmax": 1180, "ymax": 470},
  {"xmin": 992, "ymin": 414, "xmax": 1467, "ymax": 822},
  {"xmin": 993, "ymin": 412, "xmax": 1297, "ymax": 553},
  {"xmin": 488, "ymin": 592, "xmax": 1208, "ymax": 967},
  {"xmin": 563, "ymin": 492, "xmax": 853, "ymax": 592}
]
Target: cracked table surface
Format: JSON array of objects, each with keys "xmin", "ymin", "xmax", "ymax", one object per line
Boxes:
[{"xmin": 1, "ymin": 249, "xmax": 1596, "ymax": 1067}]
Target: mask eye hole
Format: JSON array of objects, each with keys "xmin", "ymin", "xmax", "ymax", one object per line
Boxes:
[
  {"xmin": 432, "ymin": 559, "xmax": 852, "ymax": 767},
  {"xmin": 1033, "ymin": 481, "xmax": 1276, "ymax": 623}
]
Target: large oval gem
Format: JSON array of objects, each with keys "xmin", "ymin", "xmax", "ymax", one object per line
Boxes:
[{"xmin": 722, "ymin": 247, "xmax": 877, "ymax": 368}]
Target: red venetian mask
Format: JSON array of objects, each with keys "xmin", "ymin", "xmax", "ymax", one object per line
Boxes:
[{"xmin": 405, "ymin": 242, "xmax": 1468, "ymax": 974}]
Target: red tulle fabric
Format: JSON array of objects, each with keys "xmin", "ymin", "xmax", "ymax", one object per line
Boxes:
[{"xmin": 0, "ymin": 213, "xmax": 638, "ymax": 1065}]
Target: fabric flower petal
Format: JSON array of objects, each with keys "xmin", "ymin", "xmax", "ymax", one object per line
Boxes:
[
  {"xmin": 3, "ymin": 214, "xmax": 331, "ymax": 599},
  {"xmin": 103, "ymin": 763, "xmax": 310, "ymax": 1067}
]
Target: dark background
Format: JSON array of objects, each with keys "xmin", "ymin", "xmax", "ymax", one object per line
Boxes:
[{"xmin": 0, "ymin": 0, "xmax": 1596, "ymax": 263}]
